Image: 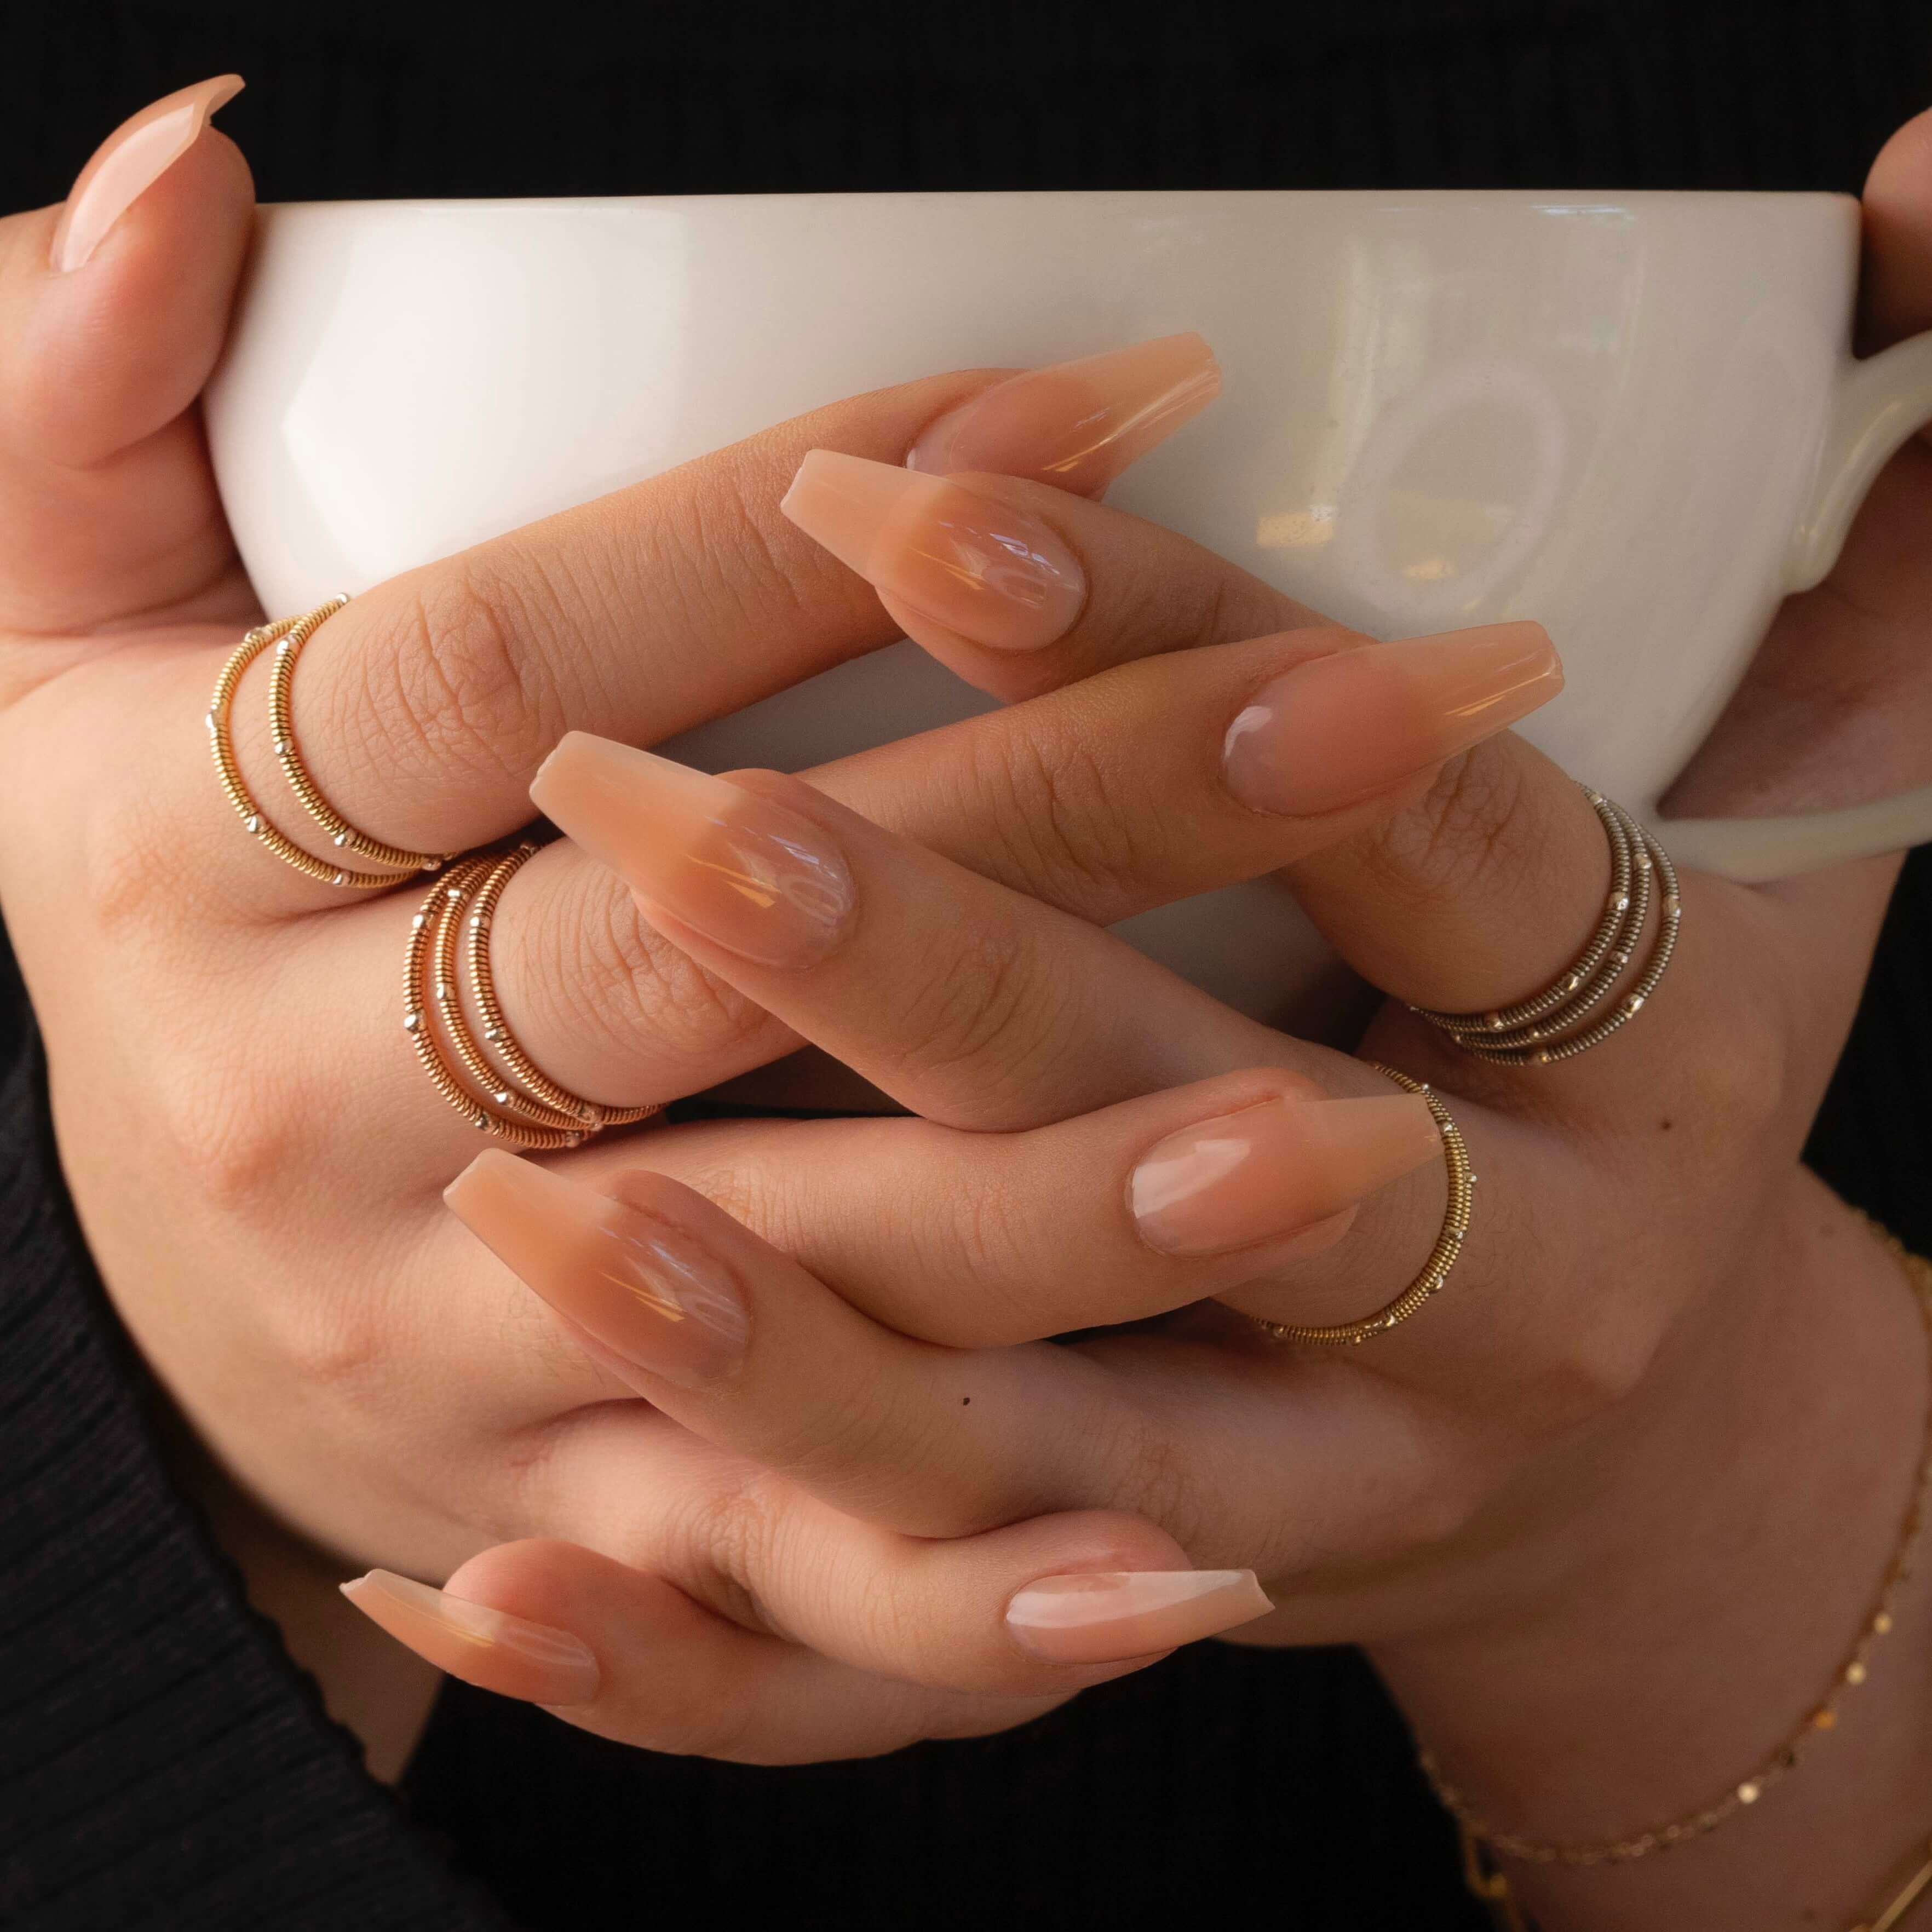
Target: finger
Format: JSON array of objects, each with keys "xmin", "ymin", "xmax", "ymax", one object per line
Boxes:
[
  {"xmin": 345, "ymin": 1548, "xmax": 1060, "ymax": 1762},
  {"xmin": 531, "ymin": 1348, "xmax": 1481, "ymax": 1639},
  {"xmin": 904, "ymin": 330, "xmax": 1223, "ymax": 497},
  {"xmin": 432, "ymin": 1497, "xmax": 1268, "ymax": 1702},
  {"xmin": 776, "ymin": 448, "xmax": 1313, "ymax": 703},
  {"xmin": 440, "ymin": 1095, "xmax": 1430, "ymax": 1514},
  {"xmin": 1860, "ymin": 107, "xmax": 1932, "ymax": 349},
  {"xmin": 179, "ymin": 338, "xmax": 1237, "ymax": 916},
  {"xmin": 444, "ymin": 1150, "xmax": 1123, "ymax": 1531},
  {"xmin": 0, "ymin": 77, "xmax": 254, "ymax": 634},
  {"xmin": 524, "ymin": 680, "xmax": 1538, "ymax": 1131},
  {"xmin": 493, "ymin": 1070, "xmax": 1434, "ymax": 1358},
  {"xmin": 477, "ymin": 620, "xmax": 1559, "ymax": 1111}
]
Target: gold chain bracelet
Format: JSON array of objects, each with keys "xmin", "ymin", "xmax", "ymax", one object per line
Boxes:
[{"xmin": 1443, "ymin": 1217, "xmax": 1932, "ymax": 1928}]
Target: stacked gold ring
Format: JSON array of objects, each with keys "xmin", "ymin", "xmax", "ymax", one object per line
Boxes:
[
  {"xmin": 213, "ymin": 604, "xmax": 658, "ymax": 1147},
  {"xmin": 403, "ymin": 842, "xmax": 661, "ymax": 1147},
  {"xmin": 1252, "ymin": 1065, "xmax": 1473, "ymax": 1346},
  {"xmin": 1410, "ymin": 785, "xmax": 1681, "ymax": 1066},
  {"xmin": 209, "ymin": 595, "xmax": 454, "ymax": 889}
]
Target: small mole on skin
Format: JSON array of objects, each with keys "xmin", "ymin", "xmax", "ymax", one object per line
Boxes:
[
  {"xmin": 1659, "ymin": 1118, "xmax": 1674, "ymax": 1131},
  {"xmin": 962, "ymin": 1396, "xmax": 971, "ymax": 1406}
]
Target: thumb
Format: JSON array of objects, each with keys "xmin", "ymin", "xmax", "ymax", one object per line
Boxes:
[
  {"xmin": 0, "ymin": 76, "xmax": 254, "ymax": 635},
  {"xmin": 1860, "ymin": 105, "xmax": 1932, "ymax": 350}
]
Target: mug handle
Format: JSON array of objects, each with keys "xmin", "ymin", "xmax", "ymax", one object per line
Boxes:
[{"xmin": 1659, "ymin": 329, "xmax": 1932, "ymax": 883}]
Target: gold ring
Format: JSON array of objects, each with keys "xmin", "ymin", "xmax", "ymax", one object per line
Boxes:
[
  {"xmin": 1408, "ymin": 785, "xmax": 1681, "ymax": 1066},
  {"xmin": 403, "ymin": 843, "xmax": 661, "ymax": 1146},
  {"xmin": 209, "ymin": 597, "xmax": 453, "ymax": 890},
  {"xmin": 1252, "ymin": 1064, "xmax": 1471, "ymax": 1346}
]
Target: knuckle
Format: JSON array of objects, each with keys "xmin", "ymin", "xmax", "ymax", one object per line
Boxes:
[
  {"xmin": 1374, "ymin": 1467, "xmax": 1490, "ymax": 1553},
  {"xmin": 1098, "ymin": 1408, "xmax": 1207, "ymax": 1551},
  {"xmin": 518, "ymin": 865, "xmax": 784, "ymax": 1078},
  {"xmin": 1677, "ymin": 966, "xmax": 1791, "ymax": 1134},
  {"xmin": 341, "ymin": 566, "xmax": 565, "ymax": 800},
  {"xmin": 1326, "ymin": 1425, "xmax": 1499, "ymax": 1563},
  {"xmin": 144, "ymin": 1044, "xmax": 304, "ymax": 1220},
  {"xmin": 634, "ymin": 452, "xmax": 823, "ymax": 651},
  {"xmin": 1549, "ymin": 1308, "xmax": 1670, "ymax": 1420},
  {"xmin": 264, "ymin": 1280, "xmax": 392, "ymax": 1397},
  {"xmin": 679, "ymin": 1467, "xmax": 789, "ymax": 1641},
  {"xmin": 1373, "ymin": 750, "xmax": 1544, "ymax": 903},
  {"xmin": 893, "ymin": 917, "xmax": 1074, "ymax": 1099},
  {"xmin": 971, "ymin": 722, "xmax": 1165, "ymax": 918}
]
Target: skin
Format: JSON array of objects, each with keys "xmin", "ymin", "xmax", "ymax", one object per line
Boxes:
[{"xmin": 5, "ymin": 87, "xmax": 1932, "ymax": 1931}]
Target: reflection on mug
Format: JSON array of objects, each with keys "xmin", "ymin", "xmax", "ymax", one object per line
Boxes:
[{"xmin": 1332, "ymin": 359, "xmax": 1567, "ymax": 626}]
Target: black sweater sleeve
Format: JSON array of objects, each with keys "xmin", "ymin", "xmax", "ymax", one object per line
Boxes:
[{"xmin": 0, "ymin": 932, "xmax": 506, "ymax": 1932}]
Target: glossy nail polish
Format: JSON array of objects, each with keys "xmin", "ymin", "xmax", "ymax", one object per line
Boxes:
[
  {"xmin": 1222, "ymin": 622, "xmax": 1562, "ymax": 818},
  {"xmin": 531, "ymin": 733, "xmax": 854, "ymax": 968},
  {"xmin": 908, "ymin": 333, "xmax": 1222, "ymax": 497},
  {"xmin": 1007, "ymin": 1569, "xmax": 1272, "ymax": 1663},
  {"xmin": 341, "ymin": 1571, "xmax": 600, "ymax": 1705},
  {"xmin": 780, "ymin": 450, "xmax": 1086, "ymax": 650},
  {"xmin": 51, "ymin": 75, "xmax": 245, "ymax": 274},
  {"xmin": 1129, "ymin": 1094, "xmax": 1440, "ymax": 1257},
  {"xmin": 445, "ymin": 1152, "xmax": 750, "ymax": 1388}
]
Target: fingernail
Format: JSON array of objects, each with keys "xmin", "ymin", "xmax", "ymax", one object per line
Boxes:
[
  {"xmin": 1129, "ymin": 1094, "xmax": 1440, "ymax": 1257},
  {"xmin": 445, "ymin": 1153, "xmax": 750, "ymax": 1388},
  {"xmin": 1223, "ymin": 623, "xmax": 1562, "ymax": 818},
  {"xmin": 780, "ymin": 450, "xmax": 1085, "ymax": 651},
  {"xmin": 1007, "ymin": 1569, "xmax": 1272, "ymax": 1663},
  {"xmin": 531, "ymin": 733, "xmax": 854, "ymax": 968},
  {"xmin": 50, "ymin": 75, "xmax": 245, "ymax": 274},
  {"xmin": 909, "ymin": 334, "xmax": 1222, "ymax": 497},
  {"xmin": 341, "ymin": 1571, "xmax": 600, "ymax": 1706}
]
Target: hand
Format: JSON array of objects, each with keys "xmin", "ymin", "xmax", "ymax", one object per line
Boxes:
[
  {"xmin": 348, "ymin": 112, "xmax": 1932, "ymax": 1932},
  {"xmin": 0, "ymin": 83, "xmax": 1546, "ymax": 1683}
]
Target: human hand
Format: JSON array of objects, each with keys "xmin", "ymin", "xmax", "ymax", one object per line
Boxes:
[
  {"xmin": 345, "ymin": 130, "xmax": 1932, "ymax": 1932},
  {"xmin": 0, "ymin": 84, "xmax": 1548, "ymax": 1642}
]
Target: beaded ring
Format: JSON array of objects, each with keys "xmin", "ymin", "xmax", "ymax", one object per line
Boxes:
[
  {"xmin": 403, "ymin": 842, "xmax": 660, "ymax": 1147},
  {"xmin": 1410, "ymin": 786, "xmax": 1681, "ymax": 1066},
  {"xmin": 1251, "ymin": 1063, "xmax": 1473, "ymax": 1347},
  {"xmin": 209, "ymin": 596, "xmax": 452, "ymax": 890}
]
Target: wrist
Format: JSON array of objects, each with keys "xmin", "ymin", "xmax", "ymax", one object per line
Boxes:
[{"xmin": 1369, "ymin": 1175, "xmax": 1932, "ymax": 1927}]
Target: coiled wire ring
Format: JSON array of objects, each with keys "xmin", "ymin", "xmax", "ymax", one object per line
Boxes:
[{"xmin": 1252, "ymin": 1064, "xmax": 1472, "ymax": 1346}]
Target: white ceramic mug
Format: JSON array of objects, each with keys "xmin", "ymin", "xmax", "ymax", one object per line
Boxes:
[{"xmin": 205, "ymin": 191, "xmax": 1932, "ymax": 1019}]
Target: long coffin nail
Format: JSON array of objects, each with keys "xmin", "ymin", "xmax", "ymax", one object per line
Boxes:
[
  {"xmin": 1007, "ymin": 1569, "xmax": 1272, "ymax": 1663},
  {"xmin": 908, "ymin": 333, "xmax": 1222, "ymax": 497},
  {"xmin": 446, "ymin": 1153, "xmax": 750, "ymax": 1388},
  {"xmin": 51, "ymin": 75, "xmax": 245, "ymax": 274},
  {"xmin": 1222, "ymin": 622, "xmax": 1562, "ymax": 818},
  {"xmin": 531, "ymin": 733, "xmax": 854, "ymax": 968},
  {"xmin": 341, "ymin": 1571, "xmax": 600, "ymax": 1706},
  {"xmin": 781, "ymin": 450, "xmax": 1085, "ymax": 651},
  {"xmin": 1130, "ymin": 1094, "xmax": 1440, "ymax": 1257}
]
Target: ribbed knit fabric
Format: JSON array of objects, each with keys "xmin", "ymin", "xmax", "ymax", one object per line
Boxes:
[
  {"xmin": 0, "ymin": 935, "xmax": 511, "ymax": 1932},
  {"xmin": 2, "ymin": 3, "xmax": 1930, "ymax": 1928}
]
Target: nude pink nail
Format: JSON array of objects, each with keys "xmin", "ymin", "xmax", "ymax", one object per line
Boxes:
[
  {"xmin": 780, "ymin": 450, "xmax": 1086, "ymax": 650},
  {"xmin": 1007, "ymin": 1569, "xmax": 1272, "ymax": 1663},
  {"xmin": 445, "ymin": 1152, "xmax": 750, "ymax": 1389},
  {"xmin": 1129, "ymin": 1094, "xmax": 1441, "ymax": 1257},
  {"xmin": 908, "ymin": 334, "xmax": 1222, "ymax": 497},
  {"xmin": 340, "ymin": 1571, "xmax": 600, "ymax": 1706},
  {"xmin": 50, "ymin": 75, "xmax": 245, "ymax": 274},
  {"xmin": 531, "ymin": 733, "xmax": 854, "ymax": 968},
  {"xmin": 1222, "ymin": 622, "xmax": 1561, "ymax": 818}
]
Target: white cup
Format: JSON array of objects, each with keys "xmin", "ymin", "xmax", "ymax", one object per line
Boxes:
[{"xmin": 206, "ymin": 192, "xmax": 1932, "ymax": 1021}]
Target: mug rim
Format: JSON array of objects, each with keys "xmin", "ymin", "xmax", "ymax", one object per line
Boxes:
[{"xmin": 257, "ymin": 187, "xmax": 1860, "ymax": 214}]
